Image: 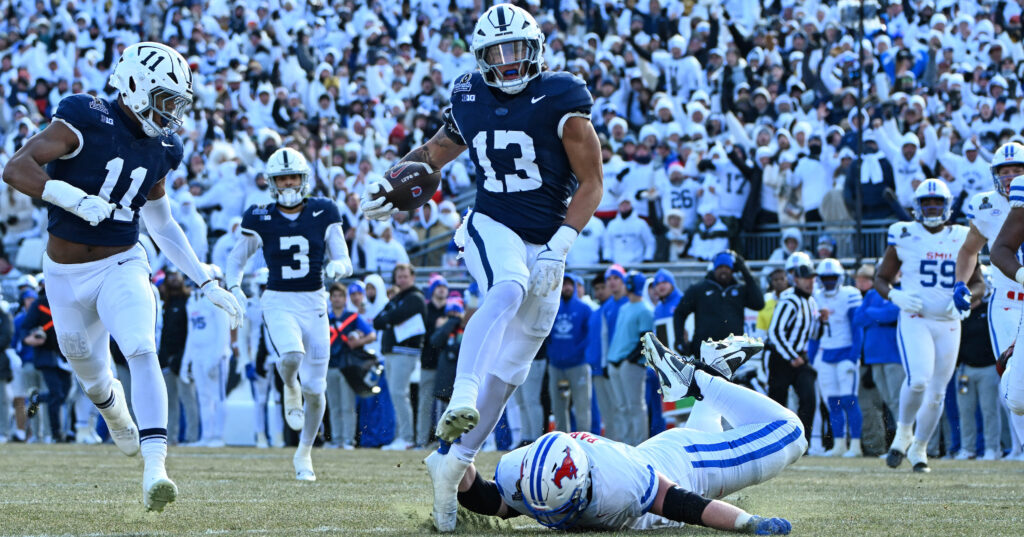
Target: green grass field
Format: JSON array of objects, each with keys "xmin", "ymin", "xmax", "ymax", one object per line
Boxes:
[{"xmin": 1, "ymin": 444, "xmax": 1022, "ymax": 537}]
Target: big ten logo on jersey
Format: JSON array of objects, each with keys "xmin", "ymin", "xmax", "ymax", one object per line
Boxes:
[
  {"xmin": 473, "ymin": 130, "xmax": 543, "ymax": 193},
  {"xmin": 920, "ymin": 252, "xmax": 955, "ymax": 288},
  {"xmin": 569, "ymin": 431, "xmax": 599, "ymax": 444}
]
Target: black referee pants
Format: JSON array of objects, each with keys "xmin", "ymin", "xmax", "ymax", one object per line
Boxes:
[{"xmin": 767, "ymin": 352, "xmax": 817, "ymax": 443}]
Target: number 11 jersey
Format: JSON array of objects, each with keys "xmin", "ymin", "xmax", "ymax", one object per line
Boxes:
[
  {"xmin": 446, "ymin": 71, "xmax": 593, "ymax": 245},
  {"xmin": 46, "ymin": 94, "xmax": 183, "ymax": 246},
  {"xmin": 887, "ymin": 221, "xmax": 968, "ymax": 320}
]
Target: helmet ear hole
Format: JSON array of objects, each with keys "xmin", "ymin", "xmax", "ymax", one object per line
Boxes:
[{"xmin": 128, "ymin": 76, "xmax": 136, "ymax": 92}]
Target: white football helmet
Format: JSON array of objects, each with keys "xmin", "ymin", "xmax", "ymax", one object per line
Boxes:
[
  {"xmin": 266, "ymin": 147, "xmax": 311, "ymax": 208},
  {"xmin": 990, "ymin": 142, "xmax": 1024, "ymax": 196},
  {"xmin": 913, "ymin": 178, "xmax": 952, "ymax": 228},
  {"xmin": 519, "ymin": 432, "xmax": 591, "ymax": 529},
  {"xmin": 250, "ymin": 267, "xmax": 269, "ymax": 296},
  {"xmin": 816, "ymin": 258, "xmax": 844, "ymax": 295},
  {"xmin": 785, "ymin": 251, "xmax": 815, "ymax": 279},
  {"xmin": 109, "ymin": 42, "xmax": 193, "ymax": 138},
  {"xmin": 471, "ymin": 4, "xmax": 544, "ymax": 94}
]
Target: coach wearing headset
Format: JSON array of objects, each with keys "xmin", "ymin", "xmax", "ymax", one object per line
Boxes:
[{"xmin": 606, "ymin": 271, "xmax": 654, "ymax": 446}]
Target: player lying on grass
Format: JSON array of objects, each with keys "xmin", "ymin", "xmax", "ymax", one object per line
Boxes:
[{"xmin": 430, "ymin": 333, "xmax": 804, "ymax": 533}]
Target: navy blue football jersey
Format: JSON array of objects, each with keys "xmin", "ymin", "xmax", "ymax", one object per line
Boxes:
[
  {"xmin": 447, "ymin": 71, "xmax": 593, "ymax": 244},
  {"xmin": 240, "ymin": 197, "xmax": 341, "ymax": 292},
  {"xmin": 46, "ymin": 94, "xmax": 184, "ymax": 246}
]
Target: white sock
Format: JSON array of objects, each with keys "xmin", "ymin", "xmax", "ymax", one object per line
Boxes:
[
  {"xmin": 447, "ymin": 282, "xmax": 523, "ymax": 410},
  {"xmin": 300, "ymin": 392, "xmax": 326, "ymax": 447},
  {"xmin": 278, "ymin": 352, "xmax": 303, "ymax": 388},
  {"xmin": 127, "ymin": 352, "xmax": 168, "ymax": 446},
  {"xmin": 898, "ymin": 384, "xmax": 925, "ymax": 427},
  {"xmin": 141, "ymin": 438, "xmax": 168, "ymax": 473}
]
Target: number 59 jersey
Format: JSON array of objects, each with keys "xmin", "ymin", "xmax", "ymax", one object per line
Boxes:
[
  {"xmin": 887, "ymin": 221, "xmax": 969, "ymax": 321},
  {"xmin": 447, "ymin": 71, "xmax": 593, "ymax": 245},
  {"xmin": 46, "ymin": 94, "xmax": 184, "ymax": 246},
  {"xmin": 240, "ymin": 198, "xmax": 341, "ymax": 292}
]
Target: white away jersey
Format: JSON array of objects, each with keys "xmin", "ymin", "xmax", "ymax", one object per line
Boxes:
[
  {"xmin": 887, "ymin": 222, "xmax": 969, "ymax": 320},
  {"xmin": 965, "ymin": 191, "xmax": 1020, "ymax": 291},
  {"xmin": 494, "ymin": 432, "xmax": 658, "ymax": 530},
  {"xmin": 813, "ymin": 286, "xmax": 862, "ymax": 349},
  {"xmin": 655, "ymin": 175, "xmax": 701, "ymax": 229}
]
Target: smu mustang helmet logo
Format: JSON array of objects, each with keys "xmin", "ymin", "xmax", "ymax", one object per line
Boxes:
[
  {"xmin": 552, "ymin": 447, "xmax": 579, "ymax": 489},
  {"xmin": 411, "ymin": 186, "xmax": 423, "ymax": 197}
]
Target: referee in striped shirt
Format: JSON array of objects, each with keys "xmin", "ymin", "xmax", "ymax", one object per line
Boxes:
[{"xmin": 767, "ymin": 253, "xmax": 821, "ymax": 443}]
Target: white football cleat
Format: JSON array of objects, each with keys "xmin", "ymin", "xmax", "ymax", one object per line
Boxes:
[
  {"xmin": 908, "ymin": 441, "xmax": 930, "ymax": 473},
  {"xmin": 699, "ymin": 334, "xmax": 764, "ymax": 379},
  {"xmin": 255, "ymin": 432, "xmax": 269, "ymax": 449},
  {"xmin": 425, "ymin": 451, "xmax": 470, "ymax": 533},
  {"xmin": 143, "ymin": 468, "xmax": 177, "ymax": 512},
  {"xmin": 294, "ymin": 451, "xmax": 316, "ymax": 482},
  {"xmin": 104, "ymin": 380, "xmax": 140, "ymax": 457},
  {"xmin": 435, "ymin": 406, "xmax": 479, "ymax": 443},
  {"xmin": 641, "ymin": 332, "xmax": 701, "ymax": 402},
  {"xmin": 825, "ymin": 438, "xmax": 846, "ymax": 457},
  {"xmin": 283, "ymin": 382, "xmax": 304, "ymax": 431},
  {"xmin": 842, "ymin": 439, "xmax": 862, "ymax": 458}
]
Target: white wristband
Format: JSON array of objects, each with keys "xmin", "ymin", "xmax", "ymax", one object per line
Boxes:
[
  {"xmin": 1015, "ymin": 267, "xmax": 1024, "ymax": 286},
  {"xmin": 41, "ymin": 180, "xmax": 88, "ymax": 211},
  {"xmin": 548, "ymin": 225, "xmax": 579, "ymax": 257}
]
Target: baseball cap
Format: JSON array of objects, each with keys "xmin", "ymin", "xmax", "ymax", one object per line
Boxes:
[{"xmin": 348, "ymin": 282, "xmax": 365, "ymax": 295}]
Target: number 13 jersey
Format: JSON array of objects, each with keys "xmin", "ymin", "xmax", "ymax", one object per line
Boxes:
[
  {"xmin": 887, "ymin": 221, "xmax": 968, "ymax": 320},
  {"xmin": 46, "ymin": 94, "xmax": 183, "ymax": 246},
  {"xmin": 445, "ymin": 71, "xmax": 593, "ymax": 245}
]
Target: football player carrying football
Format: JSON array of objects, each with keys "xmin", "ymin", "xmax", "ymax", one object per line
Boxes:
[
  {"xmin": 1, "ymin": 42, "xmax": 242, "ymax": 511},
  {"xmin": 359, "ymin": 4, "xmax": 602, "ymax": 532},
  {"xmin": 449, "ymin": 333, "xmax": 801, "ymax": 534},
  {"xmin": 226, "ymin": 147, "xmax": 353, "ymax": 481}
]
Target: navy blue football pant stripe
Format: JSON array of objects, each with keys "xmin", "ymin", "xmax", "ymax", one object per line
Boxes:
[{"xmin": 467, "ymin": 211, "xmax": 494, "ymax": 289}]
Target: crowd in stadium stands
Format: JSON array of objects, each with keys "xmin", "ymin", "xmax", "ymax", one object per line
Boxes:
[{"xmin": 0, "ymin": 0, "xmax": 1020, "ymax": 459}]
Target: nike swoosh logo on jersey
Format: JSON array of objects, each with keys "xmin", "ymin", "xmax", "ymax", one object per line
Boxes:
[
  {"xmin": 705, "ymin": 290, "xmax": 714, "ymax": 296},
  {"xmin": 118, "ymin": 259, "xmax": 130, "ymax": 265},
  {"xmin": 313, "ymin": 210, "xmax": 324, "ymax": 217},
  {"xmin": 161, "ymin": 141, "xmax": 173, "ymax": 147},
  {"xmin": 531, "ymin": 95, "xmax": 546, "ymax": 104}
]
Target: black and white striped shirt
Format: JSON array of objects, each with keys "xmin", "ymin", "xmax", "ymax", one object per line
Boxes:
[{"xmin": 768, "ymin": 288, "xmax": 819, "ymax": 361}]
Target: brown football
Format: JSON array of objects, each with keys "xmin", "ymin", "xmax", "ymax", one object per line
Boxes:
[{"xmin": 374, "ymin": 161, "xmax": 441, "ymax": 211}]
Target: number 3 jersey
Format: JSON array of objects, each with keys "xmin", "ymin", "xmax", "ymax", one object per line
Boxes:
[
  {"xmin": 887, "ymin": 221, "xmax": 968, "ymax": 320},
  {"xmin": 46, "ymin": 94, "xmax": 183, "ymax": 246},
  {"xmin": 445, "ymin": 71, "xmax": 593, "ymax": 245},
  {"xmin": 240, "ymin": 198, "xmax": 340, "ymax": 292}
]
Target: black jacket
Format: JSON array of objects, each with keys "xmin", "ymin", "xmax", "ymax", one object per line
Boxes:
[
  {"xmin": 159, "ymin": 294, "xmax": 189, "ymax": 370},
  {"xmin": 22, "ymin": 293, "xmax": 63, "ymax": 367},
  {"xmin": 374, "ymin": 285, "xmax": 426, "ymax": 353},
  {"xmin": 958, "ymin": 304, "xmax": 994, "ymax": 368},
  {"xmin": 0, "ymin": 307, "xmax": 12, "ymax": 382},
  {"xmin": 419, "ymin": 301, "xmax": 447, "ymax": 370},
  {"xmin": 673, "ymin": 265, "xmax": 765, "ymax": 354}
]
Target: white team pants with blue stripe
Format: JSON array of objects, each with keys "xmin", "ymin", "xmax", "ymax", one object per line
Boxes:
[
  {"xmin": 987, "ymin": 290, "xmax": 1024, "ymax": 451},
  {"xmin": 896, "ymin": 312, "xmax": 961, "ymax": 443},
  {"xmin": 637, "ymin": 374, "xmax": 807, "ymax": 502}
]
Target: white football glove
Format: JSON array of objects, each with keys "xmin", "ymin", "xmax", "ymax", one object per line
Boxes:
[
  {"xmin": 201, "ymin": 280, "xmax": 243, "ymax": 329},
  {"xmin": 325, "ymin": 258, "xmax": 353, "ymax": 280},
  {"xmin": 888, "ymin": 289, "xmax": 923, "ymax": 314},
  {"xmin": 42, "ymin": 180, "xmax": 114, "ymax": 226},
  {"xmin": 229, "ymin": 285, "xmax": 248, "ymax": 312},
  {"xmin": 527, "ymin": 225, "xmax": 578, "ymax": 297},
  {"xmin": 359, "ymin": 181, "xmax": 398, "ymax": 221},
  {"xmin": 946, "ymin": 299, "xmax": 971, "ymax": 321}
]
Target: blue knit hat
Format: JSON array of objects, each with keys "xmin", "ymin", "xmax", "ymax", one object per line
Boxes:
[
  {"xmin": 604, "ymin": 264, "xmax": 627, "ymax": 281},
  {"xmin": 712, "ymin": 251, "xmax": 735, "ymax": 270},
  {"xmin": 347, "ymin": 281, "xmax": 365, "ymax": 295}
]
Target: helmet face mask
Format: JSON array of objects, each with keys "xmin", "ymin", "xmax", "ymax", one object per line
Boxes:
[
  {"xmin": 266, "ymin": 148, "xmax": 311, "ymax": 208},
  {"xmin": 912, "ymin": 179, "xmax": 952, "ymax": 228},
  {"xmin": 816, "ymin": 258, "xmax": 844, "ymax": 295},
  {"xmin": 991, "ymin": 143, "xmax": 1024, "ymax": 196},
  {"xmin": 110, "ymin": 42, "xmax": 194, "ymax": 138},
  {"xmin": 472, "ymin": 4, "xmax": 544, "ymax": 94},
  {"xmin": 519, "ymin": 432, "xmax": 592, "ymax": 529}
]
